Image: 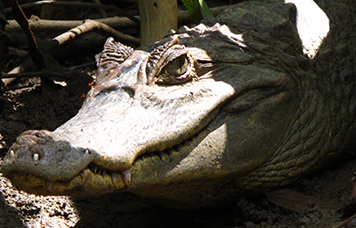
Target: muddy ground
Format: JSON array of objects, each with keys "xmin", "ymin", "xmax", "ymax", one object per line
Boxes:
[{"xmin": 0, "ymin": 65, "xmax": 356, "ymax": 228}]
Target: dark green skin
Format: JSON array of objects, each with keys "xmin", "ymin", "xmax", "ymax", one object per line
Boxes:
[{"xmin": 2, "ymin": 0, "xmax": 356, "ymax": 208}]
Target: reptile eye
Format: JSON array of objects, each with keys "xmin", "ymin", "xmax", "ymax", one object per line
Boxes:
[
  {"xmin": 162, "ymin": 55, "xmax": 188, "ymax": 76},
  {"xmin": 155, "ymin": 54, "xmax": 196, "ymax": 85},
  {"xmin": 146, "ymin": 36, "xmax": 197, "ymax": 85}
]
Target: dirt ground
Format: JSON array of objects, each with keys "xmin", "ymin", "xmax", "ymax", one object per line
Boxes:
[
  {"xmin": 1, "ymin": 1, "xmax": 356, "ymax": 227},
  {"xmin": 0, "ymin": 68, "xmax": 356, "ymax": 228}
]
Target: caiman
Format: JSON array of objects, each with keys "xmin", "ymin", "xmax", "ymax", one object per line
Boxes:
[{"xmin": 2, "ymin": 0, "xmax": 356, "ymax": 209}]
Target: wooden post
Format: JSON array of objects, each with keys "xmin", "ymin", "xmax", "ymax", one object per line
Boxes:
[{"xmin": 138, "ymin": 0, "xmax": 178, "ymax": 46}]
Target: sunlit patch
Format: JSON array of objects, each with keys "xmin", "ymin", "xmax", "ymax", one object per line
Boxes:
[{"xmin": 285, "ymin": 0, "xmax": 330, "ymax": 58}]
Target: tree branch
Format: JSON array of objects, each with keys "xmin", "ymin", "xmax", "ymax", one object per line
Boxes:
[
  {"xmin": 5, "ymin": 4, "xmax": 238, "ymax": 34},
  {"xmin": 6, "ymin": 15, "xmax": 136, "ymax": 33},
  {"xmin": 4, "ymin": 0, "xmax": 140, "ymax": 24},
  {"xmin": 2, "ymin": 70, "xmax": 67, "ymax": 79},
  {"xmin": 53, "ymin": 19, "xmax": 139, "ymax": 46}
]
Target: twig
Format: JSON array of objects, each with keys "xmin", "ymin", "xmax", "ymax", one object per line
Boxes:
[
  {"xmin": 53, "ymin": 19, "xmax": 139, "ymax": 46},
  {"xmin": 2, "ymin": 19, "xmax": 138, "ymax": 87},
  {"xmin": 2, "ymin": 84, "xmax": 38, "ymax": 92},
  {"xmin": 5, "ymin": 4, "xmax": 238, "ymax": 34},
  {"xmin": 332, "ymin": 213, "xmax": 356, "ymax": 228},
  {"xmin": 6, "ymin": 16, "xmax": 136, "ymax": 33},
  {"xmin": 3, "ymin": 0, "xmax": 140, "ymax": 24},
  {"xmin": 2, "ymin": 3, "xmax": 236, "ymax": 88},
  {"xmin": 10, "ymin": 0, "xmax": 46, "ymax": 71},
  {"xmin": 2, "ymin": 57, "xmax": 37, "ymax": 87},
  {"xmin": 10, "ymin": 0, "xmax": 59, "ymax": 89},
  {"xmin": 1, "ymin": 33, "xmax": 105, "ymax": 87},
  {"xmin": 1, "ymin": 70, "xmax": 67, "ymax": 79}
]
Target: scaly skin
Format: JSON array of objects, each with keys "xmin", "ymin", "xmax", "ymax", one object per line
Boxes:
[{"xmin": 2, "ymin": 0, "xmax": 356, "ymax": 208}]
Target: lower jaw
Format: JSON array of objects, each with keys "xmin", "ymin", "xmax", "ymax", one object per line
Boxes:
[{"xmin": 8, "ymin": 168, "xmax": 129, "ymax": 196}]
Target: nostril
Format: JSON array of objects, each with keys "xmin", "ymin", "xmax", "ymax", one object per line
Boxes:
[
  {"xmin": 33, "ymin": 130, "xmax": 50, "ymax": 139},
  {"xmin": 24, "ymin": 130, "xmax": 54, "ymax": 144}
]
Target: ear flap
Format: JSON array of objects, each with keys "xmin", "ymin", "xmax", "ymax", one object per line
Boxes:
[{"xmin": 95, "ymin": 37, "xmax": 134, "ymax": 83}]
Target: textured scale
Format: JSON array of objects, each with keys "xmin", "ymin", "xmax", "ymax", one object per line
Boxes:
[
  {"xmin": 2, "ymin": 0, "xmax": 356, "ymax": 209},
  {"xmin": 242, "ymin": 0, "xmax": 356, "ymax": 189},
  {"xmin": 95, "ymin": 37, "xmax": 134, "ymax": 83}
]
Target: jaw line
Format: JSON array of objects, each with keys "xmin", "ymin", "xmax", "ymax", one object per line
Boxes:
[{"xmin": 8, "ymin": 167, "xmax": 129, "ymax": 196}]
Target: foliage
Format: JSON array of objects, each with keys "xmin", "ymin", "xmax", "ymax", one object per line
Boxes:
[{"xmin": 181, "ymin": 0, "xmax": 213, "ymax": 23}]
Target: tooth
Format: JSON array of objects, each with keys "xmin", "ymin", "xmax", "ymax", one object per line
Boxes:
[
  {"xmin": 81, "ymin": 169, "xmax": 91, "ymax": 178},
  {"xmin": 33, "ymin": 153, "xmax": 39, "ymax": 161},
  {"xmin": 46, "ymin": 182, "xmax": 53, "ymax": 191},
  {"xmin": 111, "ymin": 172, "xmax": 120, "ymax": 184},
  {"xmin": 159, "ymin": 152, "xmax": 169, "ymax": 162},
  {"xmin": 92, "ymin": 166, "xmax": 98, "ymax": 174},
  {"xmin": 10, "ymin": 150, "xmax": 15, "ymax": 157},
  {"xmin": 122, "ymin": 169, "xmax": 131, "ymax": 186}
]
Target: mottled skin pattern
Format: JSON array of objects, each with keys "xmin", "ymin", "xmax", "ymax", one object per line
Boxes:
[{"xmin": 2, "ymin": 0, "xmax": 356, "ymax": 208}]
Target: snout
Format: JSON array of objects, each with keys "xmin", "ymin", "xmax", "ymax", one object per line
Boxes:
[{"xmin": 2, "ymin": 130, "xmax": 97, "ymax": 181}]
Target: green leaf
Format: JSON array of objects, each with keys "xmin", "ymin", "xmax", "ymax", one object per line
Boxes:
[
  {"xmin": 198, "ymin": 0, "xmax": 213, "ymax": 20},
  {"xmin": 181, "ymin": 0, "xmax": 213, "ymax": 23}
]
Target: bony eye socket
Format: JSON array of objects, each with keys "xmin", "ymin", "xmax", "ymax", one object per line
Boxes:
[{"xmin": 155, "ymin": 54, "xmax": 196, "ymax": 85}]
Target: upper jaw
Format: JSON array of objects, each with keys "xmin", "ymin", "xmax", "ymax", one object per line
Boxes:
[
  {"xmin": 52, "ymin": 77, "xmax": 237, "ymax": 170},
  {"xmin": 1, "ymin": 130, "xmax": 129, "ymax": 196},
  {"xmin": 1, "ymin": 68, "xmax": 286, "ymax": 192},
  {"xmin": 1, "ymin": 77, "xmax": 235, "ymax": 193},
  {"xmin": 1, "ymin": 130, "xmax": 99, "ymax": 181}
]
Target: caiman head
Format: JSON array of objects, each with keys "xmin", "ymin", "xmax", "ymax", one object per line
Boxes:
[{"xmin": 2, "ymin": 2, "xmax": 344, "ymax": 208}]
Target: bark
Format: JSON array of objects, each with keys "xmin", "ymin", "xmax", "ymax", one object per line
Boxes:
[{"xmin": 138, "ymin": 0, "xmax": 178, "ymax": 46}]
